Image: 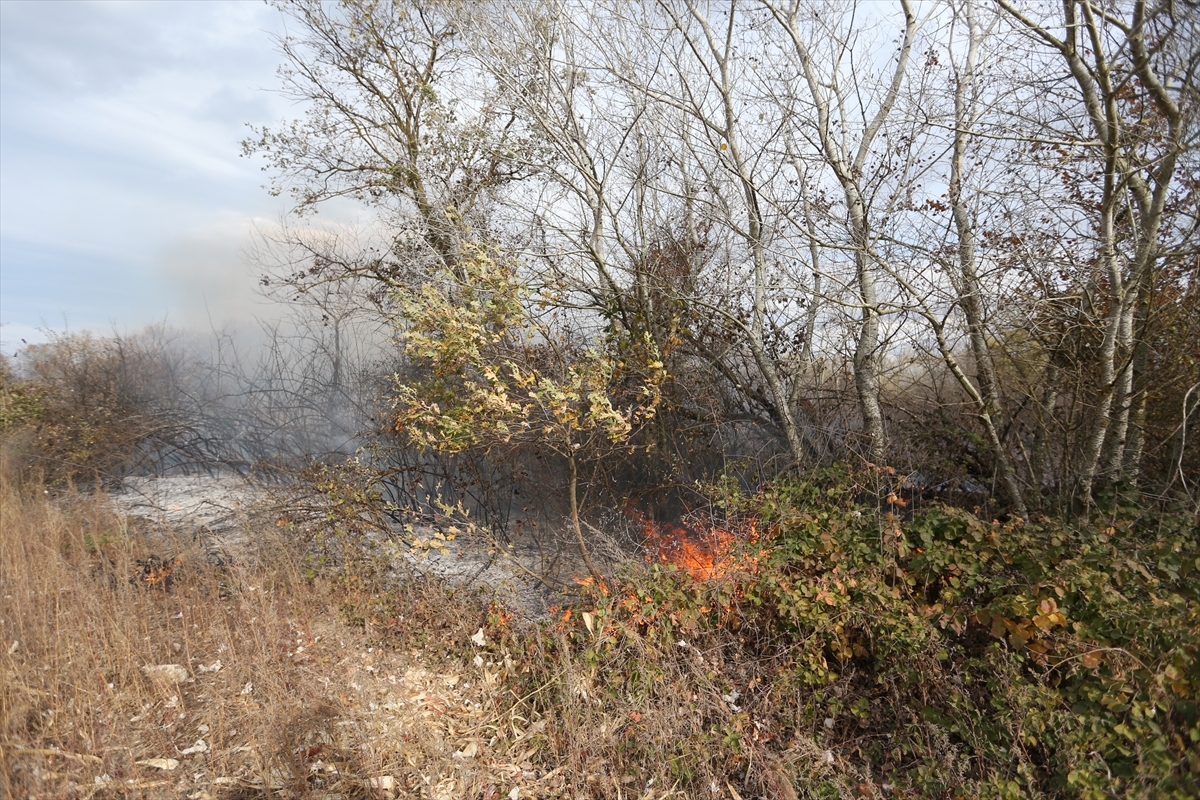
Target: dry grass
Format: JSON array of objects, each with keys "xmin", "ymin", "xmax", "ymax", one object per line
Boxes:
[
  {"xmin": 0, "ymin": 459, "xmax": 592, "ymax": 800},
  {"xmin": 0, "ymin": 453, "xmax": 836, "ymax": 800},
  {"xmin": 2, "ymin": 462, "xmax": 340, "ymax": 797}
]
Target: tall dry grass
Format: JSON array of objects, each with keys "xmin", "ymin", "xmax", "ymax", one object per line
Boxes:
[
  {"xmin": 0, "ymin": 457, "xmax": 678, "ymax": 800},
  {"xmin": 0, "ymin": 458, "xmax": 392, "ymax": 798}
]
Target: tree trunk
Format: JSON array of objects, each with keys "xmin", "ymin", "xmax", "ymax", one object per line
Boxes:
[
  {"xmin": 948, "ymin": 0, "xmax": 1026, "ymax": 515},
  {"xmin": 567, "ymin": 452, "xmax": 602, "ymax": 584},
  {"xmin": 848, "ymin": 205, "xmax": 886, "ymax": 467},
  {"xmin": 766, "ymin": 0, "xmax": 916, "ymax": 468}
]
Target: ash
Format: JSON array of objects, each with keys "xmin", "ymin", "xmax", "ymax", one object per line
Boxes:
[
  {"xmin": 108, "ymin": 474, "xmax": 608, "ymax": 620},
  {"xmin": 109, "ymin": 473, "xmax": 262, "ymax": 565}
]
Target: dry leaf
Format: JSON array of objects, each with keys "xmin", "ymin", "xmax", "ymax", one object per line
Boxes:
[
  {"xmin": 142, "ymin": 664, "xmax": 189, "ymax": 684},
  {"xmin": 180, "ymin": 740, "xmax": 209, "ymax": 756}
]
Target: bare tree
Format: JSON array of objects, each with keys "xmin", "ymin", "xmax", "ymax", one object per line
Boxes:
[
  {"xmin": 242, "ymin": 0, "xmax": 1198, "ymax": 514},
  {"xmin": 996, "ymin": 0, "xmax": 1198, "ymax": 506},
  {"xmin": 245, "ymin": 0, "xmax": 531, "ymax": 286},
  {"xmin": 762, "ymin": 0, "xmax": 919, "ymax": 467}
]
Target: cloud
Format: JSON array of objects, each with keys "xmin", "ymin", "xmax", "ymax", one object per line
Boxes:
[
  {"xmin": 0, "ymin": 1, "xmax": 281, "ymax": 99},
  {"xmin": 0, "ymin": 1, "xmax": 168, "ymax": 98},
  {"xmin": 0, "ymin": 1, "xmax": 292, "ymax": 338}
]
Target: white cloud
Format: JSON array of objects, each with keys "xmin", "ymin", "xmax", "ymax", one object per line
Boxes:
[{"xmin": 0, "ymin": 0, "xmax": 291, "ymax": 336}]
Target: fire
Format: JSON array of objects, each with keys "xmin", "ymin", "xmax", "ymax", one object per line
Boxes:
[{"xmin": 630, "ymin": 509, "xmax": 759, "ymax": 581}]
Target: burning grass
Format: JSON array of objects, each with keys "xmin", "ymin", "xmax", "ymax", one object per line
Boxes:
[
  {"xmin": 0, "ymin": 456, "xmax": 828, "ymax": 798},
  {"xmin": 6, "ymin": 451, "xmax": 1193, "ymax": 798},
  {"xmin": 0, "ymin": 455, "xmax": 773, "ymax": 799}
]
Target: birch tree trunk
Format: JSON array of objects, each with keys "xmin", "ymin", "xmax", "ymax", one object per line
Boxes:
[
  {"xmin": 765, "ymin": 0, "xmax": 918, "ymax": 467},
  {"xmin": 947, "ymin": 0, "xmax": 1027, "ymax": 514},
  {"xmin": 997, "ymin": 0, "xmax": 1188, "ymax": 507}
]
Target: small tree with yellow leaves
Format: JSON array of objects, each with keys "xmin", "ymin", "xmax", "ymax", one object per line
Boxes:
[{"xmin": 390, "ymin": 244, "xmax": 663, "ymax": 580}]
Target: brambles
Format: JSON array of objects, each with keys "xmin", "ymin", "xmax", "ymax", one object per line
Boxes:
[{"xmin": 319, "ymin": 464, "xmax": 1195, "ymax": 797}]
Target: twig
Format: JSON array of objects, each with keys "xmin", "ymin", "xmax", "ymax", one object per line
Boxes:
[{"xmin": 5, "ymin": 747, "xmax": 102, "ymax": 764}]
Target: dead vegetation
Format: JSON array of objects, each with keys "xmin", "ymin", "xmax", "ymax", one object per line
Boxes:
[
  {"xmin": 0, "ymin": 455, "xmax": 757, "ymax": 800},
  {"xmin": 0, "ymin": 457, "xmax": 557, "ymax": 800}
]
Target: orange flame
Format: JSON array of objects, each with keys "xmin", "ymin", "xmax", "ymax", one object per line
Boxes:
[{"xmin": 630, "ymin": 509, "xmax": 759, "ymax": 581}]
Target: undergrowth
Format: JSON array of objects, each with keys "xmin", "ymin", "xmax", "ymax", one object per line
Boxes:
[
  {"xmin": 311, "ymin": 464, "xmax": 1198, "ymax": 799},
  {"xmin": 472, "ymin": 469, "xmax": 1198, "ymax": 798},
  {"xmin": 3, "ymin": 443, "xmax": 1196, "ymax": 798},
  {"xmin": 0, "ymin": 456, "xmax": 518, "ymax": 799}
]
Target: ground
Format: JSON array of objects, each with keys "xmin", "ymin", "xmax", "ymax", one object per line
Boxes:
[{"xmin": 2, "ymin": 473, "xmax": 627, "ymax": 799}]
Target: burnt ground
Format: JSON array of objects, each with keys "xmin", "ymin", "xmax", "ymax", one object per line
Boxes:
[{"xmin": 107, "ymin": 474, "xmax": 630, "ymax": 621}]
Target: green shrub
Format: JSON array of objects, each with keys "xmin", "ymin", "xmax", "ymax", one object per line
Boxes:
[{"xmin": 531, "ymin": 469, "xmax": 1200, "ymax": 797}]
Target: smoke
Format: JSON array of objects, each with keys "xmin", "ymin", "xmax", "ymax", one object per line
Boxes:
[{"xmin": 155, "ymin": 214, "xmax": 287, "ymax": 331}]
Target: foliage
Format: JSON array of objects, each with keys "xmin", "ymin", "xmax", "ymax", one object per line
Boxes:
[
  {"xmin": 390, "ymin": 243, "xmax": 664, "ymax": 458},
  {"xmin": 466, "ymin": 468, "xmax": 1199, "ymax": 798},
  {"xmin": 0, "ymin": 369, "xmax": 48, "ymax": 432},
  {"xmin": 904, "ymin": 504, "xmax": 1198, "ymax": 797},
  {"xmin": 737, "ymin": 474, "xmax": 1198, "ymax": 797},
  {"xmin": 389, "ymin": 243, "xmax": 665, "ymax": 577}
]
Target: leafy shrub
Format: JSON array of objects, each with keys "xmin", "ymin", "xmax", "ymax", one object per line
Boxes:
[
  {"xmin": 489, "ymin": 468, "xmax": 1199, "ymax": 798},
  {"xmin": 739, "ymin": 473, "xmax": 1197, "ymax": 797},
  {"xmin": 263, "ymin": 449, "xmax": 1196, "ymax": 799},
  {"xmin": 901, "ymin": 502, "xmax": 1199, "ymax": 798}
]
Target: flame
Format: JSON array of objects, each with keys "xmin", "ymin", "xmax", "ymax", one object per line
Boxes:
[
  {"xmin": 630, "ymin": 509, "xmax": 759, "ymax": 581},
  {"xmin": 574, "ymin": 575, "xmax": 609, "ymax": 596}
]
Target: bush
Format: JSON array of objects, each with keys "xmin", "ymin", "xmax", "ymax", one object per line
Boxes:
[
  {"xmin": 0, "ymin": 330, "xmax": 210, "ymax": 484},
  {"xmin": 715, "ymin": 472, "xmax": 1197, "ymax": 797},
  {"xmin": 477, "ymin": 468, "xmax": 1199, "ymax": 797}
]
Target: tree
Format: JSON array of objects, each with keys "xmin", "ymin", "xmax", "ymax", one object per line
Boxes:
[
  {"xmin": 995, "ymin": 0, "xmax": 1198, "ymax": 506},
  {"xmin": 761, "ymin": 0, "xmax": 919, "ymax": 468},
  {"xmin": 247, "ymin": 0, "xmax": 1198, "ymax": 515},
  {"xmin": 244, "ymin": 0, "xmax": 532, "ymax": 290},
  {"xmin": 390, "ymin": 244, "xmax": 664, "ymax": 579}
]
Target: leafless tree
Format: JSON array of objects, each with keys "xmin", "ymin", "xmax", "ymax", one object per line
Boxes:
[{"xmin": 238, "ymin": 0, "xmax": 1198, "ymax": 514}]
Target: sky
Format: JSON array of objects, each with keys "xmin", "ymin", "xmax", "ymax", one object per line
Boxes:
[{"xmin": 0, "ymin": 0, "xmax": 300, "ymax": 354}]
